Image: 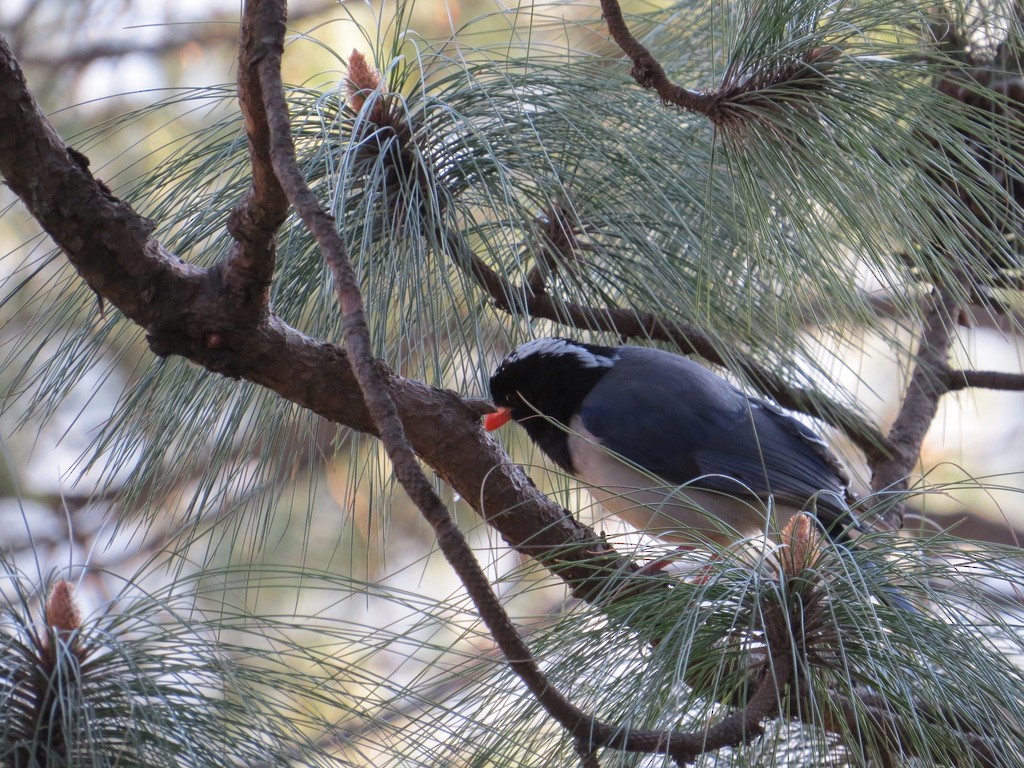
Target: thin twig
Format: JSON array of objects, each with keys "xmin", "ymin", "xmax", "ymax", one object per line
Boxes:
[
  {"xmin": 598, "ymin": 0, "xmax": 720, "ymax": 118},
  {"xmin": 829, "ymin": 691, "xmax": 1001, "ymax": 766},
  {"xmin": 946, "ymin": 369, "xmax": 1024, "ymax": 392},
  {"xmin": 598, "ymin": 0, "xmax": 836, "ymax": 127}
]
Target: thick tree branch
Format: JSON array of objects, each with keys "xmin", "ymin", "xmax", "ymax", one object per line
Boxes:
[
  {"xmin": 869, "ymin": 292, "xmax": 960, "ymax": 526},
  {"xmin": 0, "ymin": 28, "xmax": 629, "ymax": 609}
]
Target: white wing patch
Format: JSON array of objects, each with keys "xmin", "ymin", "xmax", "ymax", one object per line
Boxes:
[{"xmin": 503, "ymin": 338, "xmax": 617, "ymax": 369}]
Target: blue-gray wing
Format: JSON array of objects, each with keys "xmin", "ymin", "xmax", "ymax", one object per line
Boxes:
[{"xmin": 578, "ymin": 347, "xmax": 853, "ymax": 527}]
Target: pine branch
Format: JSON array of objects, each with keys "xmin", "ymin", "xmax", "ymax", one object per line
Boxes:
[
  {"xmin": 3, "ymin": 8, "xmax": 1022, "ymax": 764},
  {"xmin": 869, "ymin": 291, "xmax": 960, "ymax": 526},
  {"xmin": 597, "ymin": 0, "xmax": 721, "ymax": 118},
  {"xmin": 0, "ymin": 14, "xmax": 838, "ymax": 767},
  {"xmin": 599, "ymin": 0, "xmax": 837, "ymax": 128},
  {"xmin": 946, "ymin": 368, "xmax": 1024, "ymax": 391}
]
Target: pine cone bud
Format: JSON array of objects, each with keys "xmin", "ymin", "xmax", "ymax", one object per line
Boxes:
[
  {"xmin": 45, "ymin": 580, "xmax": 82, "ymax": 636},
  {"xmin": 347, "ymin": 49, "xmax": 383, "ymax": 117}
]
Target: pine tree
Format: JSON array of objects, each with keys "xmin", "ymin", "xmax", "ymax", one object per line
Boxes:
[{"xmin": 2, "ymin": 0, "xmax": 1024, "ymax": 765}]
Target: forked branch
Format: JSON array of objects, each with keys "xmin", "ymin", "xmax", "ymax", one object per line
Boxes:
[{"xmin": 869, "ymin": 291, "xmax": 959, "ymax": 527}]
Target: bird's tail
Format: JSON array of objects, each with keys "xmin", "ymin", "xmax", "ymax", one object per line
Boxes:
[{"xmin": 785, "ymin": 511, "xmax": 921, "ymax": 615}]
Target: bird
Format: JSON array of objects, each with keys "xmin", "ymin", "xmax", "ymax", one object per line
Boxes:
[{"xmin": 484, "ymin": 337, "xmax": 862, "ymax": 548}]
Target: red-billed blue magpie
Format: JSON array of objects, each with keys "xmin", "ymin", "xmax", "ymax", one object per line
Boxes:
[{"xmin": 484, "ymin": 337, "xmax": 863, "ymax": 546}]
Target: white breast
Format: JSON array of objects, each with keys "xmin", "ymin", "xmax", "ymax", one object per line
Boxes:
[{"xmin": 566, "ymin": 417, "xmax": 799, "ymax": 546}]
